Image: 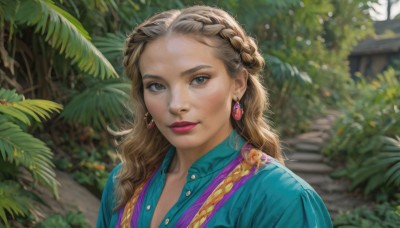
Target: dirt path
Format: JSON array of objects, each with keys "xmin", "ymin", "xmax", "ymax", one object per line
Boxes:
[{"xmin": 34, "ymin": 170, "xmax": 100, "ymax": 227}]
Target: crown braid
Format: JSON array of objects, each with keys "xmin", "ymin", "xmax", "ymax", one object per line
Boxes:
[
  {"xmin": 171, "ymin": 8, "xmax": 264, "ymax": 75},
  {"xmin": 123, "ymin": 6, "xmax": 264, "ymax": 78}
]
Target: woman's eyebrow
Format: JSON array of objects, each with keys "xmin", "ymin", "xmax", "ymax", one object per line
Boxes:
[
  {"xmin": 142, "ymin": 74, "xmax": 161, "ymax": 80},
  {"xmin": 181, "ymin": 65, "xmax": 212, "ymax": 76},
  {"xmin": 142, "ymin": 65, "xmax": 212, "ymax": 79}
]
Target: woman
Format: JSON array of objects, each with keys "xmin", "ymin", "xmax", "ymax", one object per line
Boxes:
[{"xmin": 97, "ymin": 5, "xmax": 332, "ymax": 228}]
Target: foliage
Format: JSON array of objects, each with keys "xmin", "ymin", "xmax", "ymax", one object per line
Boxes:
[
  {"xmin": 0, "ymin": 89, "xmax": 62, "ymax": 193},
  {"xmin": 52, "ymin": 128, "xmax": 116, "ymax": 196},
  {"xmin": 0, "ymin": 0, "xmax": 117, "ymax": 80},
  {"xmin": 61, "ymin": 78, "xmax": 131, "ymax": 129},
  {"xmin": 0, "ymin": 89, "xmax": 62, "ymax": 227},
  {"xmin": 333, "ymin": 201, "xmax": 400, "ymax": 228},
  {"xmin": 72, "ymin": 159, "xmax": 109, "ymax": 194},
  {"xmin": 324, "ymin": 68, "xmax": 400, "ymax": 197},
  {"xmin": 35, "ymin": 211, "xmax": 90, "ymax": 228},
  {"xmin": 0, "ymin": 181, "xmax": 34, "ymax": 228}
]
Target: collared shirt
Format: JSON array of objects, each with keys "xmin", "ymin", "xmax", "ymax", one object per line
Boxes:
[{"xmin": 97, "ymin": 131, "xmax": 332, "ymax": 227}]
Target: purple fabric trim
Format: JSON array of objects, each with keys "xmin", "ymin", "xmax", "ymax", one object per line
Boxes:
[
  {"xmin": 116, "ymin": 208, "xmax": 123, "ymax": 228},
  {"xmin": 175, "ymin": 153, "xmax": 243, "ymax": 227},
  {"xmin": 201, "ymin": 165, "xmax": 257, "ymax": 227},
  {"xmin": 130, "ymin": 167, "xmax": 160, "ymax": 228}
]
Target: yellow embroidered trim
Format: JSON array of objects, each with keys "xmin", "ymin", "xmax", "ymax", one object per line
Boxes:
[
  {"xmin": 120, "ymin": 183, "xmax": 145, "ymax": 228},
  {"xmin": 188, "ymin": 159, "xmax": 254, "ymax": 228}
]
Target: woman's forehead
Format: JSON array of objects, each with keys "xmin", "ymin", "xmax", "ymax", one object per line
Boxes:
[{"xmin": 138, "ymin": 34, "xmax": 223, "ymax": 76}]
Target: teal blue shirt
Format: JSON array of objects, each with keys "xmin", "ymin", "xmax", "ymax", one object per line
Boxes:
[{"xmin": 97, "ymin": 131, "xmax": 332, "ymax": 227}]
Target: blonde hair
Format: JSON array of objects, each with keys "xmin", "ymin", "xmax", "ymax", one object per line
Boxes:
[{"xmin": 117, "ymin": 5, "xmax": 282, "ymax": 209}]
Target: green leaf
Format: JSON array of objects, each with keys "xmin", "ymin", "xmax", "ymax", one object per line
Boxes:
[
  {"xmin": 0, "ymin": 88, "xmax": 62, "ymax": 126},
  {"xmin": 93, "ymin": 33, "xmax": 125, "ymax": 61},
  {"xmin": 0, "ymin": 117, "xmax": 58, "ymax": 196},
  {"xmin": 62, "ymin": 78, "xmax": 131, "ymax": 129},
  {"xmin": 0, "ymin": 181, "xmax": 34, "ymax": 227},
  {"xmin": 14, "ymin": 0, "xmax": 118, "ymax": 79},
  {"xmin": 266, "ymin": 54, "xmax": 312, "ymax": 85}
]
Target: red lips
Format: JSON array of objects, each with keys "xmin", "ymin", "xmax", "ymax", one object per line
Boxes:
[{"xmin": 169, "ymin": 121, "xmax": 198, "ymax": 133}]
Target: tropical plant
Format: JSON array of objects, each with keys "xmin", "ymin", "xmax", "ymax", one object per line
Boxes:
[
  {"xmin": 0, "ymin": 181, "xmax": 34, "ymax": 228},
  {"xmin": 0, "ymin": 0, "xmax": 117, "ymax": 81},
  {"xmin": 333, "ymin": 201, "xmax": 400, "ymax": 227},
  {"xmin": 324, "ymin": 68, "xmax": 400, "ymax": 197},
  {"xmin": 35, "ymin": 211, "xmax": 90, "ymax": 228},
  {"xmin": 0, "ymin": 88, "xmax": 62, "ymax": 227},
  {"xmin": 61, "ymin": 78, "xmax": 131, "ymax": 129}
]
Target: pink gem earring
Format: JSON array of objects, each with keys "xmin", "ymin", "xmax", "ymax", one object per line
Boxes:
[
  {"xmin": 144, "ymin": 112, "xmax": 155, "ymax": 129},
  {"xmin": 231, "ymin": 97, "xmax": 244, "ymax": 121}
]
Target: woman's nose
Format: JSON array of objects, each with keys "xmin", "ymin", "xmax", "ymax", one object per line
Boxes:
[{"xmin": 168, "ymin": 87, "xmax": 190, "ymax": 115}]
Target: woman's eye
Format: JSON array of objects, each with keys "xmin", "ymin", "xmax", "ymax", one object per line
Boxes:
[
  {"xmin": 191, "ymin": 75, "xmax": 210, "ymax": 86},
  {"xmin": 146, "ymin": 82, "xmax": 165, "ymax": 92}
]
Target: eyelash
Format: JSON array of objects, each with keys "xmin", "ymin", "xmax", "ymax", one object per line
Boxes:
[
  {"xmin": 146, "ymin": 82, "xmax": 165, "ymax": 92},
  {"xmin": 191, "ymin": 75, "xmax": 210, "ymax": 86},
  {"xmin": 144, "ymin": 74, "xmax": 211, "ymax": 92}
]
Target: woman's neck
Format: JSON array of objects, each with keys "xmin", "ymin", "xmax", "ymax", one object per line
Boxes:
[
  {"xmin": 168, "ymin": 128, "xmax": 234, "ymax": 176},
  {"xmin": 168, "ymin": 148, "xmax": 201, "ymax": 176}
]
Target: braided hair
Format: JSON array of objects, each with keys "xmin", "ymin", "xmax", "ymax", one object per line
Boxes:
[{"xmin": 117, "ymin": 5, "xmax": 282, "ymax": 209}]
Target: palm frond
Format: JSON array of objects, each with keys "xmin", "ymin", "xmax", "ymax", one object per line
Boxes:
[
  {"xmin": 0, "ymin": 181, "xmax": 33, "ymax": 228},
  {"xmin": 62, "ymin": 78, "xmax": 131, "ymax": 129},
  {"xmin": 93, "ymin": 33, "xmax": 125, "ymax": 62},
  {"xmin": 347, "ymin": 136, "xmax": 400, "ymax": 193},
  {"xmin": 0, "ymin": 116, "xmax": 58, "ymax": 196},
  {"xmin": 13, "ymin": 0, "xmax": 118, "ymax": 79},
  {"xmin": 265, "ymin": 54, "xmax": 312, "ymax": 85},
  {"xmin": 0, "ymin": 89, "xmax": 62, "ymax": 126}
]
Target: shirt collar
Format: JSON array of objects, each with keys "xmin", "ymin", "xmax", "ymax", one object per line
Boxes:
[{"xmin": 160, "ymin": 130, "xmax": 245, "ymax": 178}]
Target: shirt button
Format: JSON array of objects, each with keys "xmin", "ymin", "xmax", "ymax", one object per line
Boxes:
[
  {"xmin": 190, "ymin": 174, "xmax": 196, "ymax": 180},
  {"xmin": 146, "ymin": 205, "xmax": 151, "ymax": 210},
  {"xmin": 186, "ymin": 190, "xmax": 191, "ymax": 196},
  {"xmin": 164, "ymin": 218, "xmax": 170, "ymax": 225}
]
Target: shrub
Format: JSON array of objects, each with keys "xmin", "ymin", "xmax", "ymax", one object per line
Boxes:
[
  {"xmin": 333, "ymin": 201, "xmax": 400, "ymax": 228},
  {"xmin": 35, "ymin": 211, "xmax": 90, "ymax": 228},
  {"xmin": 324, "ymin": 69, "xmax": 400, "ymax": 197}
]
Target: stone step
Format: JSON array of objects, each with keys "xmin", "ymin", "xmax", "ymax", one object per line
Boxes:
[
  {"xmin": 287, "ymin": 162, "xmax": 333, "ymax": 174},
  {"xmin": 282, "ymin": 111, "xmax": 373, "ymax": 219},
  {"xmin": 314, "ymin": 118, "xmax": 332, "ymax": 125},
  {"xmin": 319, "ymin": 182, "xmax": 349, "ymax": 193},
  {"xmin": 318, "ymin": 192, "xmax": 350, "ymax": 203},
  {"xmin": 311, "ymin": 123, "xmax": 332, "ymax": 132},
  {"xmin": 286, "ymin": 152, "xmax": 324, "ymax": 162},
  {"xmin": 293, "ymin": 173, "xmax": 331, "ymax": 186},
  {"xmin": 283, "ymin": 137, "xmax": 325, "ymax": 147},
  {"xmin": 299, "ymin": 137, "xmax": 325, "ymax": 145},
  {"xmin": 297, "ymin": 132, "xmax": 324, "ymax": 140},
  {"xmin": 326, "ymin": 114, "xmax": 338, "ymax": 122},
  {"xmin": 294, "ymin": 142, "xmax": 322, "ymax": 153}
]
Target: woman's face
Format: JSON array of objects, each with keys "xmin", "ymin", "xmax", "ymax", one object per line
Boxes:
[{"xmin": 139, "ymin": 34, "xmax": 246, "ymax": 154}]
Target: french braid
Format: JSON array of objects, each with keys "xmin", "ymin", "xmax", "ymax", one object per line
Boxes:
[{"xmin": 116, "ymin": 5, "xmax": 282, "ymax": 209}]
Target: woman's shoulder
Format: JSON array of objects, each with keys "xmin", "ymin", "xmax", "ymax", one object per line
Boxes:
[
  {"xmin": 96, "ymin": 163, "xmax": 122, "ymax": 227},
  {"xmin": 102, "ymin": 163, "xmax": 122, "ymax": 198},
  {"xmin": 246, "ymin": 156, "xmax": 324, "ymax": 208},
  {"xmin": 241, "ymin": 156, "xmax": 332, "ymax": 227}
]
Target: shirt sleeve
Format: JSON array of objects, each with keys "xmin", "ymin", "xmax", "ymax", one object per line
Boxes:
[
  {"xmin": 96, "ymin": 164, "xmax": 121, "ymax": 228},
  {"xmin": 270, "ymin": 189, "xmax": 332, "ymax": 228}
]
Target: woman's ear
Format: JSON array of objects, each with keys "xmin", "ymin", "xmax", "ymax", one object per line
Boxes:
[{"xmin": 233, "ymin": 69, "xmax": 249, "ymax": 99}]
